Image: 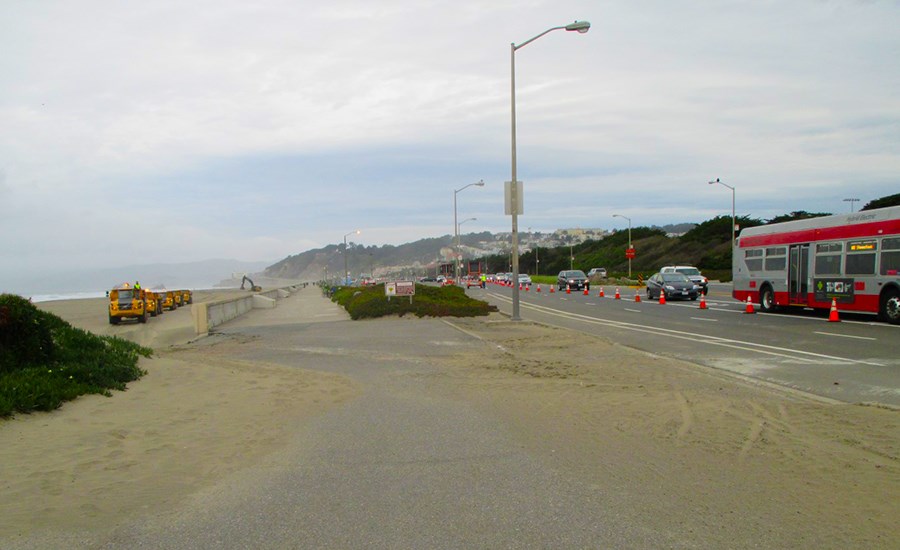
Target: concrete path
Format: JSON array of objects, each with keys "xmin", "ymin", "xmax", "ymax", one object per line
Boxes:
[{"xmin": 98, "ymin": 287, "xmax": 657, "ymax": 548}]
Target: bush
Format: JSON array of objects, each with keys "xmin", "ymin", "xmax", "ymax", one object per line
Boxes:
[
  {"xmin": 0, "ymin": 294, "xmax": 151, "ymax": 417},
  {"xmin": 330, "ymin": 283, "xmax": 497, "ymax": 320}
]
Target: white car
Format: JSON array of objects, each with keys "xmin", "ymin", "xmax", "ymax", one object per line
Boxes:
[
  {"xmin": 587, "ymin": 267, "xmax": 608, "ymax": 278},
  {"xmin": 517, "ymin": 274, "xmax": 532, "ymax": 286}
]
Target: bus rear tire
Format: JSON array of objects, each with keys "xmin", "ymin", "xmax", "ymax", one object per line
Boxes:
[
  {"xmin": 759, "ymin": 285, "xmax": 778, "ymax": 313},
  {"xmin": 880, "ymin": 288, "xmax": 900, "ymax": 325}
]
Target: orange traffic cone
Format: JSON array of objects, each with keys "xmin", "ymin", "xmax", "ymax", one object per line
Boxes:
[
  {"xmin": 550, "ymin": 286, "xmax": 555, "ymax": 293},
  {"xmin": 744, "ymin": 296, "xmax": 755, "ymax": 314},
  {"xmin": 828, "ymin": 298, "xmax": 840, "ymax": 322},
  {"xmin": 634, "ymin": 290, "xmax": 641, "ymax": 302},
  {"xmin": 659, "ymin": 289, "xmax": 666, "ymax": 305},
  {"xmin": 599, "ymin": 287, "xmax": 605, "ymax": 297},
  {"xmin": 536, "ymin": 284, "xmax": 541, "ymax": 293},
  {"xmin": 583, "ymin": 286, "xmax": 589, "ymax": 295},
  {"xmin": 698, "ymin": 293, "xmax": 708, "ymax": 310},
  {"xmin": 566, "ymin": 284, "xmax": 571, "ymax": 294},
  {"xmin": 524, "ymin": 284, "xmax": 529, "ymax": 292},
  {"xmin": 614, "ymin": 288, "xmax": 621, "ymax": 300}
]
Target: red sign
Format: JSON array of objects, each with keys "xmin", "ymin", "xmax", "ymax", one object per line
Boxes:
[{"xmin": 625, "ymin": 247, "xmax": 636, "ymax": 259}]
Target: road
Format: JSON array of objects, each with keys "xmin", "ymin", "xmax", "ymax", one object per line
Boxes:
[{"xmin": 469, "ymin": 281, "xmax": 900, "ymax": 407}]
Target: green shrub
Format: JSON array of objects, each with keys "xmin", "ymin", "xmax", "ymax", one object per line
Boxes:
[
  {"xmin": 0, "ymin": 294, "xmax": 151, "ymax": 417},
  {"xmin": 330, "ymin": 283, "xmax": 497, "ymax": 320}
]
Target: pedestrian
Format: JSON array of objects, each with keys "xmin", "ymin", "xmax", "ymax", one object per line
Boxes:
[
  {"xmin": 480, "ymin": 273, "xmax": 486, "ymax": 288},
  {"xmin": 134, "ymin": 281, "xmax": 141, "ymax": 290}
]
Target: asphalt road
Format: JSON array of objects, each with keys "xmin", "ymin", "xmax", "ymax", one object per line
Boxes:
[{"xmin": 470, "ymin": 281, "xmax": 900, "ymax": 407}]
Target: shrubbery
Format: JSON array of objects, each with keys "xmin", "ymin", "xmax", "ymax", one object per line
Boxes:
[
  {"xmin": 328, "ymin": 283, "xmax": 497, "ymax": 320},
  {"xmin": 0, "ymin": 294, "xmax": 151, "ymax": 417}
]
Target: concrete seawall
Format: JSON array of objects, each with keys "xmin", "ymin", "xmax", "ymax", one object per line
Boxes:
[{"xmin": 191, "ymin": 286, "xmax": 300, "ymax": 335}]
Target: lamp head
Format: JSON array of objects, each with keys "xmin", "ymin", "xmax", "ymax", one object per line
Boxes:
[
  {"xmin": 565, "ymin": 20, "xmax": 591, "ymax": 33},
  {"xmin": 475, "ymin": 180, "xmax": 485, "ymax": 187}
]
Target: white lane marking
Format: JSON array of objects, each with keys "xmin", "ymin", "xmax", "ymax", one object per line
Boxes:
[
  {"xmin": 691, "ymin": 317, "xmax": 718, "ymax": 322},
  {"xmin": 485, "ymin": 291, "xmax": 885, "ymax": 367},
  {"xmin": 624, "ymin": 308, "xmax": 641, "ymax": 313},
  {"xmin": 585, "ymin": 302, "xmax": 596, "ymax": 305},
  {"xmin": 813, "ymin": 331, "xmax": 876, "ymax": 341}
]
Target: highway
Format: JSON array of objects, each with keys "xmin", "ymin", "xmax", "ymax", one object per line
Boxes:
[{"xmin": 469, "ymin": 281, "xmax": 900, "ymax": 407}]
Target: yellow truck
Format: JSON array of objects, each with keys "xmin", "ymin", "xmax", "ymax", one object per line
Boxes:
[
  {"xmin": 108, "ymin": 284, "xmax": 149, "ymax": 324},
  {"xmin": 178, "ymin": 289, "xmax": 193, "ymax": 305},
  {"xmin": 144, "ymin": 290, "xmax": 163, "ymax": 317},
  {"xmin": 157, "ymin": 290, "xmax": 177, "ymax": 311}
]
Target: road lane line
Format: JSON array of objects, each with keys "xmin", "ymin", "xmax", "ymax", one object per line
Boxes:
[
  {"xmin": 813, "ymin": 331, "xmax": 876, "ymax": 341},
  {"xmin": 624, "ymin": 308, "xmax": 641, "ymax": 313},
  {"xmin": 691, "ymin": 317, "xmax": 718, "ymax": 322},
  {"xmin": 486, "ymin": 291, "xmax": 886, "ymax": 367}
]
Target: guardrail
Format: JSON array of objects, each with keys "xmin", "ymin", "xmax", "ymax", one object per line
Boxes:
[{"xmin": 191, "ymin": 286, "xmax": 298, "ymax": 335}]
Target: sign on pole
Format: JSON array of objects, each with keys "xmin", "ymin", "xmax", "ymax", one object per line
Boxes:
[
  {"xmin": 385, "ymin": 280, "xmax": 415, "ymax": 303},
  {"xmin": 625, "ymin": 247, "xmax": 636, "ymax": 259},
  {"xmin": 504, "ymin": 181, "xmax": 524, "ymax": 215}
]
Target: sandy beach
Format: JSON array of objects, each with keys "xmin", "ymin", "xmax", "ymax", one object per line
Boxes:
[{"xmin": 1, "ymin": 287, "xmax": 898, "ymax": 547}]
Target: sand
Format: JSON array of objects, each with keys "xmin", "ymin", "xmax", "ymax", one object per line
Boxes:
[{"xmin": 1, "ymin": 288, "xmax": 898, "ymax": 547}]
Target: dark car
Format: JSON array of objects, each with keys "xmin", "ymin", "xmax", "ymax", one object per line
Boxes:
[
  {"xmin": 646, "ymin": 272, "xmax": 699, "ymax": 301},
  {"xmin": 557, "ymin": 270, "xmax": 590, "ymax": 291}
]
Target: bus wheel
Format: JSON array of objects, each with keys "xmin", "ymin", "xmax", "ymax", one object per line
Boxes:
[
  {"xmin": 109, "ymin": 314, "xmax": 120, "ymax": 325},
  {"xmin": 880, "ymin": 288, "xmax": 900, "ymax": 325},
  {"xmin": 759, "ymin": 285, "xmax": 777, "ymax": 313},
  {"xmin": 139, "ymin": 312, "xmax": 147, "ymax": 324}
]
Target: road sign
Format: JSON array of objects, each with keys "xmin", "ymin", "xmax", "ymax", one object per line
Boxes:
[{"xmin": 625, "ymin": 247, "xmax": 636, "ymax": 259}]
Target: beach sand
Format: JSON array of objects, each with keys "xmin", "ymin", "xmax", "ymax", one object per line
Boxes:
[{"xmin": 2, "ymin": 288, "xmax": 898, "ymax": 547}]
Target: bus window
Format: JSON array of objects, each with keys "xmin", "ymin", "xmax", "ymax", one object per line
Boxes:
[
  {"xmin": 815, "ymin": 242, "xmax": 842, "ymax": 275},
  {"xmin": 846, "ymin": 240, "xmax": 877, "ymax": 275},
  {"xmin": 881, "ymin": 237, "xmax": 900, "ymax": 276},
  {"xmin": 744, "ymin": 249, "xmax": 763, "ymax": 271},
  {"xmin": 764, "ymin": 247, "xmax": 786, "ymax": 271}
]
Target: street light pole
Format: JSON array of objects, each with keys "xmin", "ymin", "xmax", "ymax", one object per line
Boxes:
[
  {"xmin": 843, "ymin": 197, "xmax": 860, "ymax": 213},
  {"xmin": 454, "ymin": 180, "xmax": 484, "ymax": 283},
  {"xmin": 343, "ymin": 229, "xmax": 360, "ymax": 285},
  {"xmin": 709, "ymin": 178, "xmax": 736, "ymax": 244},
  {"xmin": 510, "ymin": 20, "xmax": 590, "ymax": 321},
  {"xmin": 612, "ymin": 214, "xmax": 632, "ymax": 278}
]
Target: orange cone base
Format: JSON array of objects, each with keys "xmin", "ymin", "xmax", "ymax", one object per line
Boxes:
[
  {"xmin": 599, "ymin": 288, "xmax": 605, "ymax": 297},
  {"xmin": 744, "ymin": 297, "xmax": 755, "ymax": 314},
  {"xmin": 659, "ymin": 292, "xmax": 666, "ymax": 305},
  {"xmin": 583, "ymin": 288, "xmax": 589, "ymax": 295},
  {"xmin": 550, "ymin": 287, "xmax": 555, "ymax": 293},
  {"xmin": 634, "ymin": 292, "xmax": 641, "ymax": 303},
  {"xmin": 614, "ymin": 288, "xmax": 621, "ymax": 300}
]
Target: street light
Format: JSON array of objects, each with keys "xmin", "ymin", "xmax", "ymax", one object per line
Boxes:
[
  {"xmin": 510, "ymin": 19, "xmax": 590, "ymax": 320},
  {"xmin": 343, "ymin": 229, "xmax": 360, "ymax": 285},
  {"xmin": 454, "ymin": 180, "xmax": 484, "ymax": 282},
  {"xmin": 843, "ymin": 198, "xmax": 860, "ymax": 213},
  {"xmin": 612, "ymin": 214, "xmax": 632, "ymax": 278},
  {"xmin": 708, "ymin": 178, "xmax": 736, "ymax": 244}
]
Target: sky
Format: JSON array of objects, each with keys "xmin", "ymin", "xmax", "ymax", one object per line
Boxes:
[{"xmin": 2, "ymin": 0, "xmax": 899, "ymax": 280}]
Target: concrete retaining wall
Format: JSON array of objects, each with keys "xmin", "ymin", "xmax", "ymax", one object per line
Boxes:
[{"xmin": 191, "ymin": 286, "xmax": 298, "ymax": 335}]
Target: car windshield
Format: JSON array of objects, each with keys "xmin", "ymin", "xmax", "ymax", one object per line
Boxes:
[
  {"xmin": 567, "ymin": 271, "xmax": 587, "ymax": 278},
  {"xmin": 676, "ymin": 268, "xmax": 700, "ymax": 276},
  {"xmin": 662, "ymin": 273, "xmax": 691, "ymax": 283}
]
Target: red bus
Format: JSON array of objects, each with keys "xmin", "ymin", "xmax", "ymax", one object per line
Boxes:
[{"xmin": 732, "ymin": 205, "xmax": 900, "ymax": 324}]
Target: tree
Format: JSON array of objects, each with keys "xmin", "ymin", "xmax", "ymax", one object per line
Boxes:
[{"xmin": 861, "ymin": 193, "xmax": 900, "ymax": 211}]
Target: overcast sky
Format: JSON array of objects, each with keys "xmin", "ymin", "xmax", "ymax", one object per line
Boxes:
[{"xmin": 2, "ymin": 0, "xmax": 898, "ymax": 279}]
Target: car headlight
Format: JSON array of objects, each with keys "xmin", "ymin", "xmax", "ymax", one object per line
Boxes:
[{"xmin": 665, "ymin": 285, "xmax": 675, "ymax": 290}]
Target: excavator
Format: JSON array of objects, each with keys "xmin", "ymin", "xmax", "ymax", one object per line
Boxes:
[{"xmin": 241, "ymin": 275, "xmax": 262, "ymax": 292}]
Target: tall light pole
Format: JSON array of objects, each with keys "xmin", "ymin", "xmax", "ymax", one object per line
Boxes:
[
  {"xmin": 454, "ymin": 180, "xmax": 484, "ymax": 282},
  {"xmin": 843, "ymin": 198, "xmax": 860, "ymax": 213},
  {"xmin": 708, "ymin": 178, "xmax": 736, "ymax": 244},
  {"xmin": 510, "ymin": 19, "xmax": 590, "ymax": 320},
  {"xmin": 612, "ymin": 214, "xmax": 632, "ymax": 278},
  {"xmin": 343, "ymin": 229, "xmax": 360, "ymax": 285}
]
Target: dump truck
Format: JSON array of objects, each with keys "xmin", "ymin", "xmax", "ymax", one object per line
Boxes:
[
  {"xmin": 144, "ymin": 289, "xmax": 163, "ymax": 317},
  {"xmin": 108, "ymin": 284, "xmax": 149, "ymax": 324},
  {"xmin": 179, "ymin": 289, "xmax": 193, "ymax": 305},
  {"xmin": 156, "ymin": 289, "xmax": 177, "ymax": 311}
]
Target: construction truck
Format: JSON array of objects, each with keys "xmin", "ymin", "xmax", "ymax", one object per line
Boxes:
[
  {"xmin": 180, "ymin": 289, "xmax": 193, "ymax": 304},
  {"xmin": 108, "ymin": 284, "xmax": 149, "ymax": 324},
  {"xmin": 144, "ymin": 290, "xmax": 163, "ymax": 317},
  {"xmin": 157, "ymin": 289, "xmax": 177, "ymax": 311},
  {"xmin": 241, "ymin": 275, "xmax": 262, "ymax": 291}
]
